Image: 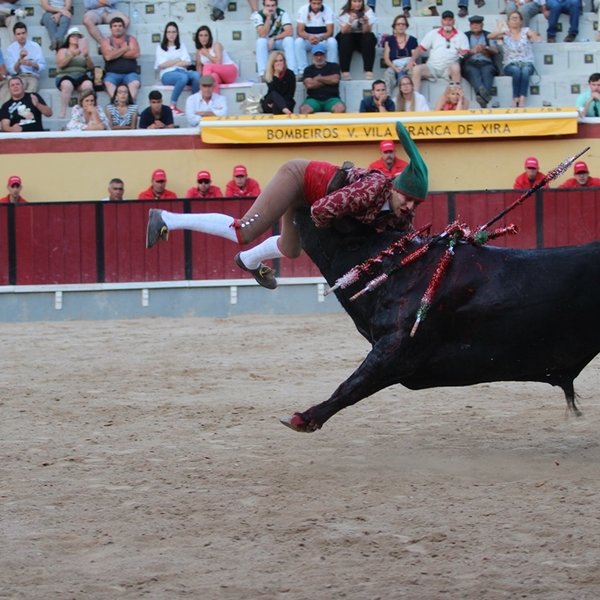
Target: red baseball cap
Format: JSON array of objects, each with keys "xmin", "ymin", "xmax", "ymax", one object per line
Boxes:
[
  {"xmin": 233, "ymin": 165, "xmax": 247, "ymax": 177},
  {"xmin": 380, "ymin": 140, "xmax": 395, "ymax": 153},
  {"xmin": 152, "ymin": 169, "xmax": 167, "ymax": 182},
  {"xmin": 197, "ymin": 170, "xmax": 211, "ymax": 181},
  {"xmin": 7, "ymin": 175, "xmax": 22, "ymax": 186},
  {"xmin": 574, "ymin": 161, "xmax": 589, "ymax": 174},
  {"xmin": 524, "ymin": 157, "xmax": 539, "ymax": 169}
]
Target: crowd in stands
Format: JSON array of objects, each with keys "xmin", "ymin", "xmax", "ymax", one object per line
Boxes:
[{"xmin": 0, "ymin": 0, "xmax": 599, "ymax": 130}]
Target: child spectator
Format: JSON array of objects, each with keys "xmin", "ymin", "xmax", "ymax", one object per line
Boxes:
[
  {"xmin": 576, "ymin": 73, "xmax": 600, "ymax": 119},
  {"xmin": 435, "ymin": 82, "xmax": 469, "ymax": 110},
  {"xmin": 139, "ymin": 90, "xmax": 175, "ymax": 129}
]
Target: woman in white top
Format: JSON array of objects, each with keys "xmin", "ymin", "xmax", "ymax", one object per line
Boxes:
[
  {"xmin": 336, "ymin": 0, "xmax": 377, "ymax": 80},
  {"xmin": 396, "ymin": 75, "xmax": 430, "ymax": 112},
  {"xmin": 155, "ymin": 21, "xmax": 200, "ymax": 116},
  {"xmin": 194, "ymin": 25, "xmax": 238, "ymax": 93}
]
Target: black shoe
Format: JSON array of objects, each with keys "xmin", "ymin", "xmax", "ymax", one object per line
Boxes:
[
  {"xmin": 564, "ymin": 33, "xmax": 576, "ymax": 42},
  {"xmin": 234, "ymin": 253, "xmax": 278, "ymax": 290},
  {"xmin": 547, "ymin": 35, "xmax": 556, "ymax": 43},
  {"xmin": 210, "ymin": 7, "xmax": 224, "ymax": 20},
  {"xmin": 146, "ymin": 208, "xmax": 169, "ymax": 248},
  {"xmin": 476, "ymin": 94, "xmax": 488, "ymax": 108}
]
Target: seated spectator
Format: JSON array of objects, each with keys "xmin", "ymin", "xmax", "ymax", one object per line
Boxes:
[
  {"xmin": 368, "ymin": 139, "xmax": 407, "ymax": 177},
  {"xmin": 461, "ymin": 15, "xmax": 499, "ymax": 108},
  {"xmin": 359, "ymin": 79, "xmax": 395, "ymax": 112},
  {"xmin": 41, "ymin": 0, "xmax": 72, "ymax": 51},
  {"xmin": 0, "ymin": 174, "xmax": 26, "ymax": 203},
  {"xmin": 102, "ymin": 177, "xmax": 125, "ymax": 201},
  {"xmin": 55, "ymin": 26, "xmax": 94, "ymax": 118},
  {"xmin": 0, "ymin": 0, "xmax": 24, "ymax": 39},
  {"xmin": 187, "ymin": 170, "xmax": 223, "ymax": 198},
  {"xmin": 65, "ymin": 88, "xmax": 109, "ymax": 130},
  {"xmin": 489, "ymin": 11, "xmax": 540, "ymax": 108},
  {"xmin": 105, "ymin": 83, "xmax": 138, "ymax": 129},
  {"xmin": 0, "ymin": 48, "xmax": 8, "ymax": 105},
  {"xmin": 336, "ymin": 0, "xmax": 377, "ymax": 80},
  {"xmin": 260, "ymin": 51, "xmax": 295, "ymax": 114},
  {"xmin": 100, "ymin": 16, "xmax": 140, "ymax": 101},
  {"xmin": 185, "ymin": 75, "xmax": 228, "ymax": 127},
  {"xmin": 435, "ymin": 82, "xmax": 469, "ymax": 110},
  {"xmin": 544, "ymin": 0, "xmax": 580, "ymax": 42},
  {"xmin": 395, "ymin": 74, "xmax": 430, "ymax": 111},
  {"xmin": 513, "ymin": 156, "xmax": 546, "ymax": 190},
  {"xmin": 558, "ymin": 161, "xmax": 600, "ymax": 188},
  {"xmin": 155, "ymin": 21, "xmax": 199, "ymax": 116},
  {"xmin": 225, "ymin": 165, "xmax": 261, "ymax": 197},
  {"xmin": 295, "ymin": 0, "xmax": 338, "ymax": 78},
  {"xmin": 300, "ymin": 43, "xmax": 345, "ymax": 114},
  {"xmin": 6, "ymin": 22, "xmax": 46, "ymax": 94},
  {"xmin": 382, "ymin": 14, "xmax": 418, "ymax": 95},
  {"xmin": 0, "ymin": 75, "xmax": 52, "ymax": 132},
  {"xmin": 410, "ymin": 11, "xmax": 469, "ymax": 92},
  {"xmin": 504, "ymin": 0, "xmax": 542, "ymax": 27},
  {"xmin": 576, "ymin": 73, "xmax": 600, "ymax": 119},
  {"xmin": 252, "ymin": 0, "xmax": 297, "ymax": 79},
  {"xmin": 194, "ymin": 25, "xmax": 238, "ymax": 93},
  {"xmin": 139, "ymin": 90, "xmax": 175, "ymax": 129},
  {"xmin": 83, "ymin": 0, "xmax": 129, "ymax": 45},
  {"xmin": 138, "ymin": 169, "xmax": 178, "ymax": 200}
]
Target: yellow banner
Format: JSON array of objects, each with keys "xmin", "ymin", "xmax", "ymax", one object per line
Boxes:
[{"xmin": 200, "ymin": 108, "xmax": 578, "ymax": 144}]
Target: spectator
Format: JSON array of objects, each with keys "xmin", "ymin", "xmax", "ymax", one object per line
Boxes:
[
  {"xmin": 252, "ymin": 0, "xmax": 297, "ymax": 80},
  {"xmin": 458, "ymin": 1, "xmax": 468, "ymax": 18},
  {"xmin": 55, "ymin": 26, "xmax": 94, "ymax": 118},
  {"xmin": 0, "ymin": 48, "xmax": 8, "ymax": 105},
  {"xmin": 100, "ymin": 16, "xmax": 140, "ymax": 101},
  {"xmin": 194, "ymin": 25, "xmax": 238, "ymax": 93},
  {"xmin": 368, "ymin": 139, "xmax": 407, "ymax": 177},
  {"xmin": 382, "ymin": 14, "xmax": 418, "ymax": 95},
  {"xmin": 41, "ymin": 0, "xmax": 72, "ymax": 51},
  {"xmin": 461, "ymin": 15, "xmax": 499, "ymax": 108},
  {"xmin": 185, "ymin": 74, "xmax": 228, "ymax": 127},
  {"xmin": 504, "ymin": 0, "xmax": 542, "ymax": 27},
  {"xmin": 102, "ymin": 177, "xmax": 125, "ymax": 201},
  {"xmin": 139, "ymin": 90, "xmax": 175, "ymax": 129},
  {"xmin": 260, "ymin": 50, "xmax": 296, "ymax": 114},
  {"xmin": 544, "ymin": 0, "xmax": 579, "ymax": 43},
  {"xmin": 65, "ymin": 88, "xmax": 109, "ymax": 130},
  {"xmin": 6, "ymin": 22, "xmax": 46, "ymax": 94},
  {"xmin": 359, "ymin": 79, "xmax": 395, "ymax": 112},
  {"xmin": 105, "ymin": 82, "xmax": 138, "ymax": 129},
  {"xmin": 395, "ymin": 74, "xmax": 430, "ymax": 111},
  {"xmin": 83, "ymin": 0, "xmax": 129, "ymax": 45},
  {"xmin": 0, "ymin": 175, "xmax": 26, "ymax": 203},
  {"xmin": 410, "ymin": 11, "xmax": 469, "ymax": 92},
  {"xmin": 489, "ymin": 11, "xmax": 540, "ymax": 108},
  {"xmin": 513, "ymin": 156, "xmax": 546, "ymax": 190},
  {"xmin": 336, "ymin": 0, "xmax": 377, "ymax": 81},
  {"xmin": 300, "ymin": 43, "xmax": 345, "ymax": 114},
  {"xmin": 435, "ymin": 81, "xmax": 469, "ymax": 110},
  {"xmin": 0, "ymin": 75, "xmax": 52, "ymax": 132},
  {"xmin": 558, "ymin": 161, "xmax": 600, "ymax": 188},
  {"xmin": 138, "ymin": 169, "xmax": 178, "ymax": 200},
  {"xmin": 225, "ymin": 165, "xmax": 261, "ymax": 197},
  {"xmin": 576, "ymin": 73, "xmax": 600, "ymax": 119},
  {"xmin": 155, "ymin": 21, "xmax": 199, "ymax": 116},
  {"xmin": 295, "ymin": 0, "xmax": 338, "ymax": 78},
  {"xmin": 0, "ymin": 1, "xmax": 25, "ymax": 39},
  {"xmin": 186, "ymin": 170, "xmax": 223, "ymax": 198}
]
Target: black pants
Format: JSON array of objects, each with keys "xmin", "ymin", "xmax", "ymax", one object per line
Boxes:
[
  {"xmin": 260, "ymin": 91, "xmax": 295, "ymax": 114},
  {"xmin": 335, "ymin": 32, "xmax": 377, "ymax": 72}
]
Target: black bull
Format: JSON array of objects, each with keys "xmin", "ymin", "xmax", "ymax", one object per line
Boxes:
[{"xmin": 281, "ymin": 208, "xmax": 600, "ymax": 433}]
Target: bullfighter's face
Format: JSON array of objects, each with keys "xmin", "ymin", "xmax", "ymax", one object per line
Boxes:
[{"xmin": 390, "ymin": 188, "xmax": 422, "ymax": 218}]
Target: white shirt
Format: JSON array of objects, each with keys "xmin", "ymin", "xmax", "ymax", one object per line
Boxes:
[
  {"xmin": 337, "ymin": 7, "xmax": 376, "ymax": 31},
  {"xmin": 154, "ymin": 43, "xmax": 192, "ymax": 77},
  {"xmin": 185, "ymin": 91, "xmax": 228, "ymax": 126},
  {"xmin": 297, "ymin": 3, "xmax": 334, "ymax": 28},
  {"xmin": 418, "ymin": 27, "xmax": 469, "ymax": 71},
  {"xmin": 6, "ymin": 39, "xmax": 46, "ymax": 77}
]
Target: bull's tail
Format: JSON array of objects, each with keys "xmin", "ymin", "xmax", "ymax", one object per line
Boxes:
[{"xmin": 561, "ymin": 380, "xmax": 583, "ymax": 417}]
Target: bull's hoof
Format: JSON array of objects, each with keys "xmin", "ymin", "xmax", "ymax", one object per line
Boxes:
[{"xmin": 279, "ymin": 413, "xmax": 318, "ymax": 433}]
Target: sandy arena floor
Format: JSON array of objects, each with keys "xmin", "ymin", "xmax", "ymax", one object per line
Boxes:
[{"xmin": 2, "ymin": 314, "xmax": 600, "ymax": 599}]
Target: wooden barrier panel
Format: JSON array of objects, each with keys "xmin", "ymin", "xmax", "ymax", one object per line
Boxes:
[{"xmin": 0, "ymin": 206, "xmax": 9, "ymax": 286}]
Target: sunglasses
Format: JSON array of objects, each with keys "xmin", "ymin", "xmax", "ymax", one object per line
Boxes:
[
  {"xmin": 154, "ymin": 179, "xmax": 166, "ymax": 183},
  {"xmin": 198, "ymin": 179, "xmax": 210, "ymax": 184},
  {"xmin": 10, "ymin": 183, "xmax": 21, "ymax": 188}
]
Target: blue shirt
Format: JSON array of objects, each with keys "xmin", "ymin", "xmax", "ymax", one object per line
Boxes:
[{"xmin": 359, "ymin": 95, "xmax": 395, "ymax": 113}]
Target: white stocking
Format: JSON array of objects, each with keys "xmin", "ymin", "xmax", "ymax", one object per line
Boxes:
[
  {"xmin": 160, "ymin": 211, "xmax": 238, "ymax": 243},
  {"xmin": 238, "ymin": 235, "xmax": 283, "ymax": 269}
]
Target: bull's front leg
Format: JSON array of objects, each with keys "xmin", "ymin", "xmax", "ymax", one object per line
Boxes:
[{"xmin": 280, "ymin": 337, "xmax": 406, "ymax": 433}]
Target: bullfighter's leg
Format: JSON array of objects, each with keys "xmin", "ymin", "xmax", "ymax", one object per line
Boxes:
[{"xmin": 280, "ymin": 337, "xmax": 406, "ymax": 432}]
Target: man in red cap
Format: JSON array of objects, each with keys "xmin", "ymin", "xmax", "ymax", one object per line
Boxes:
[
  {"xmin": 137, "ymin": 169, "xmax": 178, "ymax": 200},
  {"xmin": 186, "ymin": 170, "xmax": 223, "ymax": 199},
  {"xmin": 513, "ymin": 156, "xmax": 547, "ymax": 190},
  {"xmin": 559, "ymin": 161, "xmax": 600, "ymax": 188},
  {"xmin": 225, "ymin": 165, "xmax": 262, "ymax": 198},
  {"xmin": 368, "ymin": 140, "xmax": 408, "ymax": 178},
  {"xmin": 1, "ymin": 175, "xmax": 27, "ymax": 204}
]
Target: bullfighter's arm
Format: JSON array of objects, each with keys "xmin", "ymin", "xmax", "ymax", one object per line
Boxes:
[{"xmin": 311, "ymin": 170, "xmax": 389, "ymax": 227}]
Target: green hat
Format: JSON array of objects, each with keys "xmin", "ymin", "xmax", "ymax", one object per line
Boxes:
[{"xmin": 392, "ymin": 122, "xmax": 428, "ymax": 201}]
